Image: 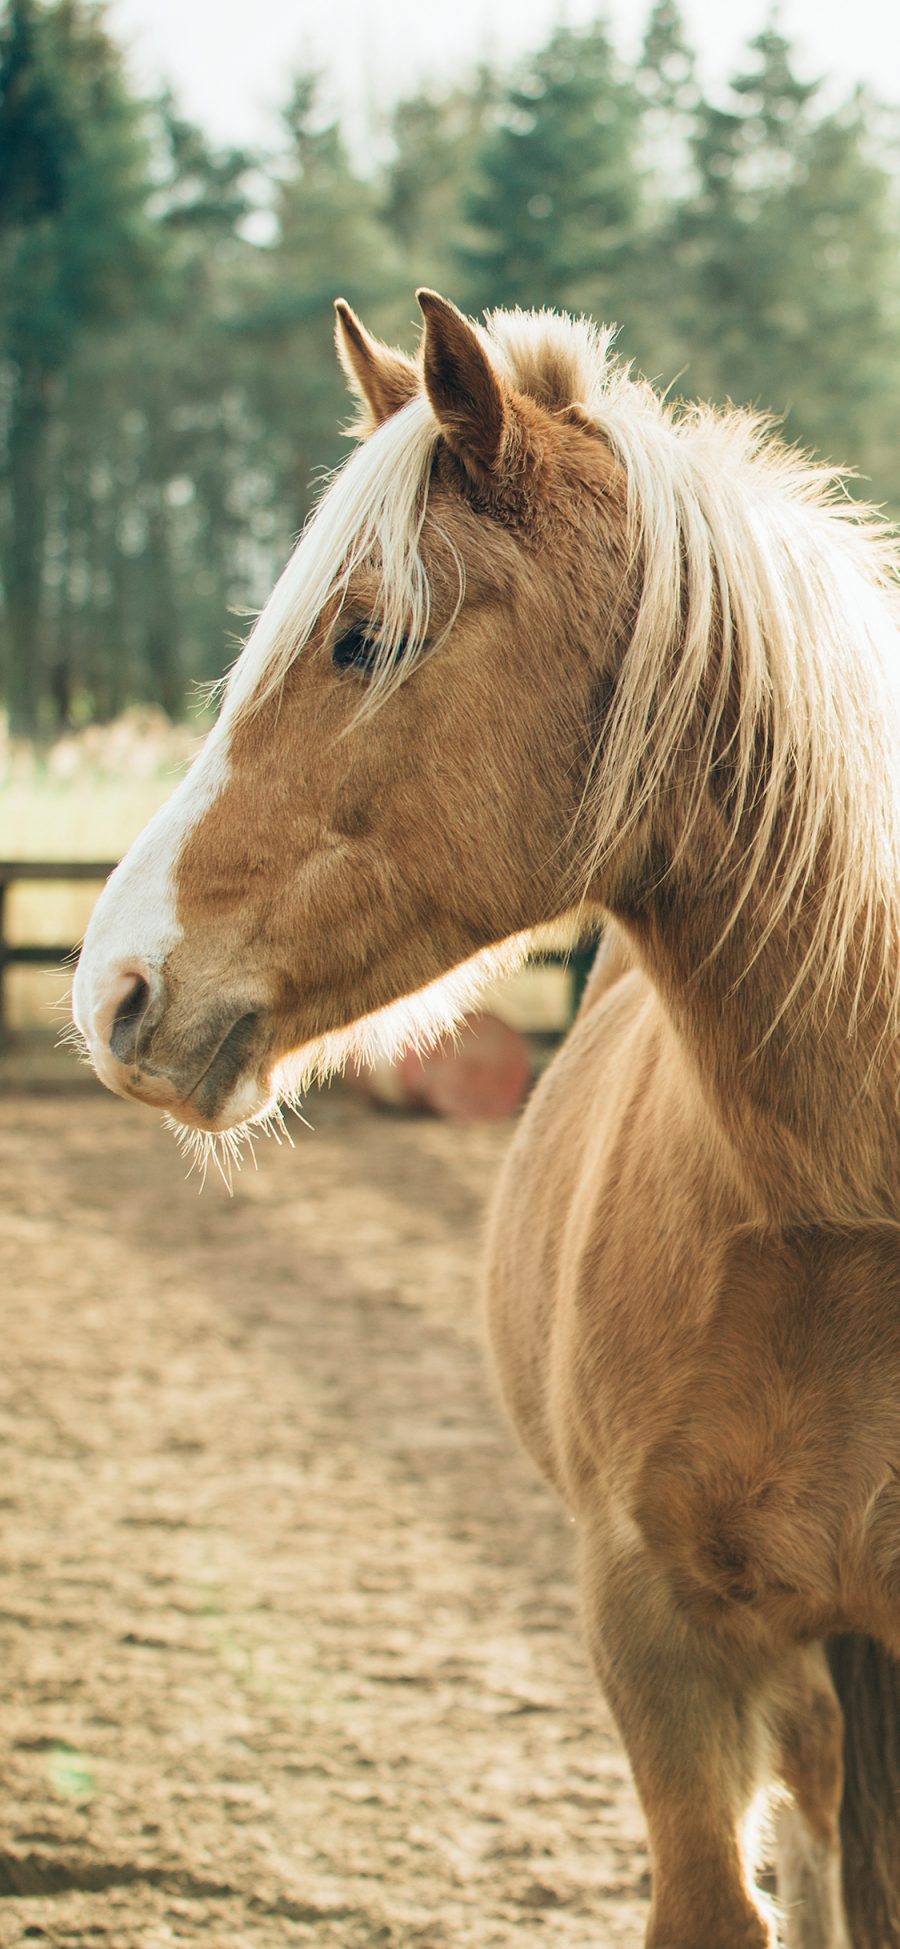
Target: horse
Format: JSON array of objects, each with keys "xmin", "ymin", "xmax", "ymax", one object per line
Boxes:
[{"xmin": 73, "ymin": 289, "xmax": 900, "ymax": 1948}]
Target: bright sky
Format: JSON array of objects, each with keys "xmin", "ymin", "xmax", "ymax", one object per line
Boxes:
[{"xmin": 108, "ymin": 0, "xmax": 900, "ymax": 152}]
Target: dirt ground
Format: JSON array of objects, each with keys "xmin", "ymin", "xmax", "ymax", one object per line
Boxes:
[{"xmin": 0, "ymin": 1080, "xmax": 648, "ymax": 1948}]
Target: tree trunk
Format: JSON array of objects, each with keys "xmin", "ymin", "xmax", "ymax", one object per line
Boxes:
[{"xmin": 3, "ymin": 362, "xmax": 49, "ymax": 736}]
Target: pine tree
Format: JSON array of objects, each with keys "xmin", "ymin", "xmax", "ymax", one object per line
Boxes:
[
  {"xmin": 458, "ymin": 22, "xmax": 642, "ymax": 319},
  {"xmin": 0, "ymin": 0, "xmax": 158, "ymax": 730},
  {"xmin": 639, "ymin": 0, "xmax": 700, "ymax": 188},
  {"xmin": 382, "ymin": 69, "xmax": 497, "ymax": 295},
  {"xmin": 774, "ymin": 91, "xmax": 900, "ymax": 501},
  {"xmin": 234, "ymin": 74, "xmax": 407, "ymax": 561},
  {"xmin": 673, "ymin": 29, "xmax": 900, "ymax": 505},
  {"xmin": 123, "ymin": 97, "xmax": 256, "ymax": 703},
  {"xmin": 625, "ymin": 0, "xmax": 702, "ymax": 379}
]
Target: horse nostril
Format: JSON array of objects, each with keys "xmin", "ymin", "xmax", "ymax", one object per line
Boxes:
[{"xmin": 109, "ymin": 973, "xmax": 153, "ymax": 1066}]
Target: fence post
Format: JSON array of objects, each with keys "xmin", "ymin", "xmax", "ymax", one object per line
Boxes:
[{"xmin": 0, "ymin": 874, "xmax": 7, "ymax": 1041}]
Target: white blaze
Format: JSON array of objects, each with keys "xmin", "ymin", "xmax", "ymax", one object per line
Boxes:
[{"xmin": 73, "ymin": 729, "xmax": 230, "ymax": 1071}]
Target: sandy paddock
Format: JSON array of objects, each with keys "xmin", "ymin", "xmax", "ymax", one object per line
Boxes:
[{"xmin": 0, "ymin": 1084, "xmax": 647, "ymax": 1946}]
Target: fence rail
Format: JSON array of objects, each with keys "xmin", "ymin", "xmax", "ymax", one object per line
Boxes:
[
  {"xmin": 0, "ymin": 860, "xmax": 115, "ymax": 1034},
  {"xmin": 0, "ymin": 859, "xmax": 598, "ymax": 1042}
]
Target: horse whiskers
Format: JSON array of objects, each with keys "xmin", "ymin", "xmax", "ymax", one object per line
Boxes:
[
  {"xmin": 55, "ymin": 1020, "xmax": 89, "ymax": 1057},
  {"xmin": 162, "ymin": 1099, "xmax": 308, "ymax": 1193},
  {"xmin": 176, "ymin": 1121, "xmax": 244, "ymax": 1194},
  {"xmin": 255, "ymin": 1101, "xmax": 303, "ymax": 1144}
]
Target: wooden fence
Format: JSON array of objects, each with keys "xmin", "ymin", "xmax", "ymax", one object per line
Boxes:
[
  {"xmin": 0, "ymin": 860, "xmax": 115, "ymax": 1035},
  {"xmin": 0, "ymin": 859, "xmax": 597, "ymax": 1041}
]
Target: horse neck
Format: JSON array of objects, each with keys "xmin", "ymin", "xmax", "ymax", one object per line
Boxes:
[{"xmin": 607, "ymin": 788, "xmax": 898, "ymax": 1230}]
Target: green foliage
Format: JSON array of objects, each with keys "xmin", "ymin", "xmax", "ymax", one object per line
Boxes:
[
  {"xmin": 233, "ymin": 76, "xmax": 408, "ymax": 544},
  {"xmin": 0, "ymin": 0, "xmax": 158, "ymax": 366},
  {"xmin": 458, "ymin": 23, "xmax": 642, "ymax": 315},
  {"xmin": 383, "ymin": 68, "xmax": 497, "ymax": 292},
  {"xmin": 664, "ymin": 31, "xmax": 900, "ymax": 492},
  {"xmin": 0, "ymin": 0, "xmax": 161, "ymax": 729},
  {"xmin": 1, "ymin": 0, "xmax": 900, "ymax": 733}
]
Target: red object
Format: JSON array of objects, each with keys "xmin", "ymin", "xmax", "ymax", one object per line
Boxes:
[{"xmin": 350, "ymin": 1012, "xmax": 531, "ymax": 1120}]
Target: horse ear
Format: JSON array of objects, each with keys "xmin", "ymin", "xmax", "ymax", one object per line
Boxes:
[
  {"xmin": 416, "ymin": 288, "xmax": 508, "ymax": 478},
  {"xmin": 334, "ymin": 299, "xmax": 419, "ymax": 431}
]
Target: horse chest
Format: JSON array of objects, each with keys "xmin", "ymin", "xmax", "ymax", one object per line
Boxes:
[{"xmin": 488, "ymin": 1011, "xmax": 900, "ymax": 1648}]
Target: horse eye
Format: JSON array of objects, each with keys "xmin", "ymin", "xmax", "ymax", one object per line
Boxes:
[
  {"xmin": 332, "ymin": 624, "xmax": 408, "ymax": 675},
  {"xmin": 332, "ymin": 625, "xmax": 378, "ymax": 672}
]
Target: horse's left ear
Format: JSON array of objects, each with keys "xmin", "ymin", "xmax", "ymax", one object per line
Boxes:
[
  {"xmin": 334, "ymin": 299, "xmax": 419, "ymax": 431},
  {"xmin": 417, "ymin": 289, "xmax": 509, "ymax": 480}
]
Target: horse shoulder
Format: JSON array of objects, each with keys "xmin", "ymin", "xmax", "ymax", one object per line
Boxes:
[{"xmin": 484, "ymin": 946, "xmax": 713, "ymax": 1494}]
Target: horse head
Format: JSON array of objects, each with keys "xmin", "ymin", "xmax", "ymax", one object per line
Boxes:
[{"xmin": 73, "ymin": 293, "xmax": 627, "ymax": 1134}]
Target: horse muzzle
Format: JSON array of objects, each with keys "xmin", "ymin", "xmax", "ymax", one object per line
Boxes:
[{"xmin": 73, "ymin": 959, "xmax": 274, "ymax": 1130}]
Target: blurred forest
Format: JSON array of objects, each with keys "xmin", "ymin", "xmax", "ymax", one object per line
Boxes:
[{"xmin": 2, "ymin": 0, "xmax": 900, "ymax": 734}]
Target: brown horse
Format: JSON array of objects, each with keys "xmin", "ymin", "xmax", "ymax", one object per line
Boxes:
[{"xmin": 74, "ymin": 291, "xmax": 900, "ymax": 1947}]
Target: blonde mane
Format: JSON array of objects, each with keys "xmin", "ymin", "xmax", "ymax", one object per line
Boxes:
[
  {"xmin": 226, "ymin": 307, "xmax": 900, "ymax": 1052},
  {"xmin": 222, "ymin": 393, "xmax": 441, "ymax": 724}
]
